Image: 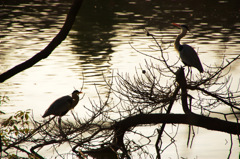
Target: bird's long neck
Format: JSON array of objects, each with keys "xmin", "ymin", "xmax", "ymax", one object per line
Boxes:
[
  {"xmin": 174, "ymin": 28, "xmax": 187, "ymax": 50},
  {"xmin": 71, "ymin": 94, "xmax": 79, "ymax": 108}
]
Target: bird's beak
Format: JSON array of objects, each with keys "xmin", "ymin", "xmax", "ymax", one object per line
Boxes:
[
  {"xmin": 78, "ymin": 91, "xmax": 83, "ymax": 94},
  {"xmin": 172, "ymin": 23, "xmax": 180, "ymax": 28}
]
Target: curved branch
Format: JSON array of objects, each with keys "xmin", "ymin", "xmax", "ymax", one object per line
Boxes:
[
  {"xmin": 30, "ymin": 139, "xmax": 60, "ymax": 159},
  {"xmin": 113, "ymin": 113, "xmax": 240, "ymax": 147},
  {"xmin": 0, "ymin": 0, "xmax": 84, "ymax": 82}
]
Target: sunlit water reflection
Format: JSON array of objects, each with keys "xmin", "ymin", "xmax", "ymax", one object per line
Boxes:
[{"xmin": 1, "ymin": 0, "xmax": 240, "ymax": 158}]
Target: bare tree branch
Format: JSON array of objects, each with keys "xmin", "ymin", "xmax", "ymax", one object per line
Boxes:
[{"xmin": 0, "ymin": 0, "xmax": 84, "ymax": 82}]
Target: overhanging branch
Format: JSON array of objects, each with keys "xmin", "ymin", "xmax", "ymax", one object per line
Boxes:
[
  {"xmin": 113, "ymin": 113, "xmax": 240, "ymax": 145},
  {"xmin": 0, "ymin": 0, "xmax": 84, "ymax": 82}
]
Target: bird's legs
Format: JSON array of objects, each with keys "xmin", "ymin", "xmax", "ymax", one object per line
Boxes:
[
  {"xmin": 185, "ymin": 66, "xmax": 190, "ymax": 77},
  {"xmin": 185, "ymin": 66, "xmax": 193, "ymax": 81},
  {"xmin": 58, "ymin": 117, "xmax": 66, "ymax": 138}
]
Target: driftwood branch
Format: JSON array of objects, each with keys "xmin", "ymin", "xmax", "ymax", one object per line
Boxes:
[{"xmin": 0, "ymin": 0, "xmax": 84, "ymax": 82}]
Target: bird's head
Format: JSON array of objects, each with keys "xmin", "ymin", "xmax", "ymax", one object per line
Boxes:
[
  {"xmin": 172, "ymin": 23, "xmax": 190, "ymax": 31},
  {"xmin": 72, "ymin": 90, "xmax": 82, "ymax": 96}
]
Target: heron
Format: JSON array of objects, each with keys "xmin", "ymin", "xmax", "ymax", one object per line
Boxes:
[
  {"xmin": 42, "ymin": 90, "xmax": 82, "ymax": 118},
  {"xmin": 173, "ymin": 23, "xmax": 204, "ymax": 73}
]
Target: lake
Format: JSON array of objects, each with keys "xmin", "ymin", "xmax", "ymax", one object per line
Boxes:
[{"xmin": 0, "ymin": 0, "xmax": 240, "ymax": 158}]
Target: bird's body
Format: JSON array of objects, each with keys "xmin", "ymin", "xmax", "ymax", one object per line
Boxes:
[
  {"xmin": 173, "ymin": 23, "xmax": 204, "ymax": 73},
  {"xmin": 42, "ymin": 90, "xmax": 81, "ymax": 118}
]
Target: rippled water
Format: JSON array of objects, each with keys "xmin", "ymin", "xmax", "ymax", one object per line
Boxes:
[{"xmin": 1, "ymin": 0, "xmax": 240, "ymax": 158}]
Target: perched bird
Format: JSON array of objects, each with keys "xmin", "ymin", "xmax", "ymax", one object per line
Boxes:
[
  {"xmin": 173, "ymin": 23, "xmax": 204, "ymax": 73},
  {"xmin": 42, "ymin": 90, "xmax": 82, "ymax": 118}
]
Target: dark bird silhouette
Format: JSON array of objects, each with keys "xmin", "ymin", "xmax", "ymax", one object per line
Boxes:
[
  {"xmin": 42, "ymin": 90, "xmax": 82, "ymax": 118},
  {"xmin": 173, "ymin": 23, "xmax": 204, "ymax": 73}
]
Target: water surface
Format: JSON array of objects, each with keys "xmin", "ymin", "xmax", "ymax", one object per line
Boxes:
[{"xmin": 0, "ymin": 0, "xmax": 239, "ymax": 158}]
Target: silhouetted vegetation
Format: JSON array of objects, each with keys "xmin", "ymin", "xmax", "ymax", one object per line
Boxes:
[{"xmin": 1, "ymin": 0, "xmax": 240, "ymax": 158}]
